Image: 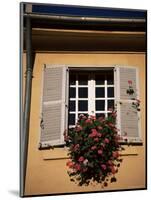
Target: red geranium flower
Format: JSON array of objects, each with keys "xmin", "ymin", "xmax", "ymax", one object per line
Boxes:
[
  {"xmin": 98, "ymin": 149, "xmax": 103, "ymax": 155},
  {"xmin": 101, "ymin": 164, "xmax": 107, "ymax": 170},
  {"xmin": 85, "ymin": 119, "xmax": 92, "ymax": 124},
  {"xmin": 78, "ymin": 156, "xmax": 85, "ymax": 162},
  {"xmin": 66, "ymin": 160, "xmax": 74, "ymax": 168},
  {"xmin": 90, "ymin": 115, "xmax": 96, "ymax": 120},
  {"xmin": 91, "ymin": 146, "xmax": 97, "ymax": 150},
  {"xmin": 104, "ymin": 138, "xmax": 110, "ymax": 144},
  {"xmin": 107, "ymin": 160, "xmax": 113, "ymax": 166},
  {"xmin": 108, "ymin": 122, "xmax": 115, "ymax": 128},
  {"xmin": 89, "ymin": 129, "xmax": 98, "ymax": 138},
  {"xmin": 97, "ymin": 133, "xmax": 102, "ymax": 137},
  {"xmin": 74, "ymin": 163, "xmax": 81, "ymax": 171},
  {"xmin": 109, "ymin": 166, "xmax": 116, "ymax": 174},
  {"xmin": 97, "ymin": 126, "xmax": 103, "ymax": 130},
  {"xmin": 73, "ymin": 144, "xmax": 80, "ymax": 151},
  {"xmin": 112, "ymin": 151, "xmax": 120, "ymax": 158},
  {"xmin": 94, "ymin": 137, "xmax": 99, "ymax": 142}
]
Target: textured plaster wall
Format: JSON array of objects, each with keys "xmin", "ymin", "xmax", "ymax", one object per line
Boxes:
[{"xmin": 23, "ymin": 52, "xmax": 146, "ymax": 195}]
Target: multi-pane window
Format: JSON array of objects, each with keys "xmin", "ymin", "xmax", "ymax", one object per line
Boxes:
[
  {"xmin": 69, "ymin": 70, "xmax": 115, "ymax": 126},
  {"xmin": 40, "ymin": 66, "xmax": 141, "ymax": 147}
]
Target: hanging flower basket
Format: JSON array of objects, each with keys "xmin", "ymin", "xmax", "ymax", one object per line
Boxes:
[{"xmin": 64, "ymin": 111, "xmax": 124, "ymax": 187}]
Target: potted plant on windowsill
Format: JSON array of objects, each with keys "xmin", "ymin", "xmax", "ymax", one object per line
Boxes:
[{"xmin": 64, "ymin": 110, "xmax": 124, "ymax": 187}]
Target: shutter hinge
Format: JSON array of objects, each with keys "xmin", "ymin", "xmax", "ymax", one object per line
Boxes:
[
  {"xmin": 65, "ymin": 104, "xmax": 68, "ymax": 108},
  {"xmin": 44, "ymin": 64, "xmax": 46, "ymax": 70}
]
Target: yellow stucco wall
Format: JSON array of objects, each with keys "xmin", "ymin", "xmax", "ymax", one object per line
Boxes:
[{"xmin": 23, "ymin": 52, "xmax": 146, "ymax": 195}]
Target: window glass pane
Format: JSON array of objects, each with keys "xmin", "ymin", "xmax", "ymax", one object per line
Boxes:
[
  {"xmin": 106, "ymin": 71, "xmax": 114, "ymax": 84},
  {"xmin": 69, "ymin": 114, "xmax": 75, "ymax": 125},
  {"xmin": 69, "ymin": 74, "xmax": 76, "ymax": 85},
  {"xmin": 95, "ymin": 100, "xmax": 105, "ymax": 111},
  {"xmin": 108, "ymin": 100, "xmax": 114, "ymax": 110},
  {"xmin": 78, "ymin": 88, "xmax": 88, "ymax": 98},
  {"xmin": 78, "ymin": 100, "xmax": 88, "ymax": 111},
  {"xmin": 69, "ymin": 101, "xmax": 75, "ymax": 111},
  {"xmin": 95, "ymin": 74, "xmax": 105, "ymax": 85},
  {"xmin": 78, "ymin": 74, "xmax": 88, "ymax": 85},
  {"xmin": 95, "ymin": 87, "xmax": 105, "ymax": 98},
  {"xmin": 96, "ymin": 113, "xmax": 105, "ymax": 119},
  {"xmin": 107, "ymin": 87, "xmax": 114, "ymax": 97},
  {"xmin": 69, "ymin": 87, "xmax": 76, "ymax": 98}
]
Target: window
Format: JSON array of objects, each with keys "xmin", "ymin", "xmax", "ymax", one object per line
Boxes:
[
  {"xmin": 39, "ymin": 65, "xmax": 141, "ymax": 148},
  {"xmin": 69, "ymin": 70, "xmax": 115, "ymax": 126}
]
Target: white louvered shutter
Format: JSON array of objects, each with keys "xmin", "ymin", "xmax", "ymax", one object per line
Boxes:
[
  {"xmin": 115, "ymin": 67, "xmax": 141, "ymax": 143},
  {"xmin": 40, "ymin": 65, "xmax": 69, "ymax": 147}
]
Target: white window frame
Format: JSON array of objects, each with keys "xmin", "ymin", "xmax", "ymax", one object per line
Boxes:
[{"xmin": 69, "ymin": 70, "xmax": 115, "ymax": 127}]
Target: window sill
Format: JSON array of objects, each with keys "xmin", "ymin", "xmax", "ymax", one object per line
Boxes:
[
  {"xmin": 42, "ymin": 147, "xmax": 69, "ymax": 160},
  {"xmin": 41, "ymin": 145, "xmax": 142, "ymax": 160},
  {"xmin": 120, "ymin": 141, "xmax": 143, "ymax": 146},
  {"xmin": 120, "ymin": 146, "xmax": 138, "ymax": 156}
]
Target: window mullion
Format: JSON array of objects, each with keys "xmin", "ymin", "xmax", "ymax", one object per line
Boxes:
[
  {"xmin": 75, "ymin": 73, "xmax": 78, "ymax": 124},
  {"xmin": 88, "ymin": 74, "xmax": 91, "ymax": 115},
  {"xmin": 105, "ymin": 80, "xmax": 108, "ymax": 117},
  {"xmin": 88, "ymin": 72, "xmax": 95, "ymax": 116},
  {"xmin": 88, "ymin": 73, "xmax": 92, "ymax": 115},
  {"xmin": 92, "ymin": 72, "xmax": 95, "ymax": 116}
]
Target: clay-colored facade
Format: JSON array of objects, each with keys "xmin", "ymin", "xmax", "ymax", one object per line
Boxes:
[{"xmin": 23, "ymin": 52, "xmax": 146, "ymax": 195}]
